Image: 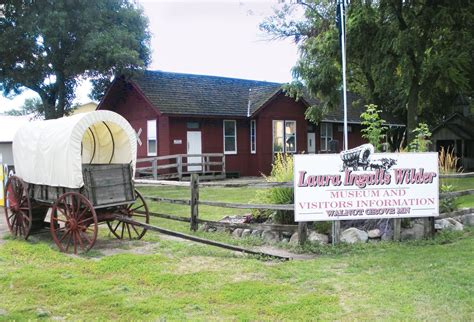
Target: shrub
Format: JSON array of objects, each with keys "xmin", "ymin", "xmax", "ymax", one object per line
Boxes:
[
  {"xmin": 408, "ymin": 123, "xmax": 431, "ymax": 152},
  {"xmin": 360, "ymin": 104, "xmax": 387, "ymax": 152},
  {"xmin": 440, "ymin": 184, "xmax": 458, "ymax": 213},
  {"xmin": 252, "ymin": 153, "xmax": 295, "ymax": 224}
]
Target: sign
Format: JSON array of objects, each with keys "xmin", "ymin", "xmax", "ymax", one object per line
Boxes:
[
  {"xmin": 294, "ymin": 145, "xmax": 439, "ymax": 221},
  {"xmin": 173, "ymin": 139, "xmax": 182, "ymax": 144}
]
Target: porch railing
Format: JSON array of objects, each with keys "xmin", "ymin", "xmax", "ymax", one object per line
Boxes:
[{"xmin": 136, "ymin": 153, "xmax": 226, "ymax": 181}]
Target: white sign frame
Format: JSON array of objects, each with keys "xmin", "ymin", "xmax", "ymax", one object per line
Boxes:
[{"xmin": 294, "ymin": 151, "xmax": 439, "ymax": 222}]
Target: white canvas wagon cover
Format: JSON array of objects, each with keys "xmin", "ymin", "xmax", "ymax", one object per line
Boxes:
[{"xmin": 13, "ymin": 110, "xmax": 137, "ymax": 188}]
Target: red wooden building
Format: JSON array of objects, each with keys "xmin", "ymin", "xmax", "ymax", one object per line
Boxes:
[{"xmin": 98, "ymin": 70, "xmax": 397, "ymax": 176}]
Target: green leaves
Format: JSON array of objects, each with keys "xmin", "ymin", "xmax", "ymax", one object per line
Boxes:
[
  {"xmin": 0, "ymin": 0, "xmax": 150, "ymax": 119},
  {"xmin": 360, "ymin": 104, "xmax": 387, "ymax": 152},
  {"xmin": 261, "ymin": 1, "xmax": 474, "ymax": 142}
]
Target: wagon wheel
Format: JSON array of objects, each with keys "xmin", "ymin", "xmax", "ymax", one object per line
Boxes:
[
  {"xmin": 50, "ymin": 192, "xmax": 98, "ymax": 254},
  {"xmin": 4, "ymin": 176, "xmax": 32, "ymax": 239},
  {"xmin": 107, "ymin": 189, "xmax": 149, "ymax": 240}
]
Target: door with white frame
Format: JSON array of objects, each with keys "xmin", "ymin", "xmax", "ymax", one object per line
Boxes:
[
  {"xmin": 307, "ymin": 132, "xmax": 316, "ymax": 153},
  {"xmin": 187, "ymin": 131, "xmax": 202, "ymax": 171}
]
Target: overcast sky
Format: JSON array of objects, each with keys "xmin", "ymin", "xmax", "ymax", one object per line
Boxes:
[{"xmin": 0, "ymin": 0, "xmax": 299, "ymax": 113}]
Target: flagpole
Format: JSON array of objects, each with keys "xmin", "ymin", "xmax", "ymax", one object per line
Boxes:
[{"xmin": 339, "ymin": 0, "xmax": 349, "ymax": 150}]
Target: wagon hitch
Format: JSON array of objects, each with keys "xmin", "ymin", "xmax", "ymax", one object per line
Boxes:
[{"xmin": 114, "ymin": 215, "xmax": 291, "ymax": 261}]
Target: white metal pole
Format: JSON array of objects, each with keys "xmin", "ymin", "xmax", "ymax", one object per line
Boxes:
[{"xmin": 340, "ymin": 1, "xmax": 349, "ymax": 150}]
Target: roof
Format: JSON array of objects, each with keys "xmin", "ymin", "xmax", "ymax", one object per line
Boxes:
[
  {"xmin": 133, "ymin": 70, "xmax": 281, "ymax": 117},
  {"xmin": 432, "ymin": 112, "xmax": 474, "ymax": 139},
  {"xmin": 0, "ymin": 114, "xmax": 35, "ymax": 143},
  {"xmin": 126, "ymin": 70, "xmax": 403, "ymax": 125}
]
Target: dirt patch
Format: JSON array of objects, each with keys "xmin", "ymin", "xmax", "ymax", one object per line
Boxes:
[{"xmin": 255, "ymin": 245, "xmax": 317, "ymax": 260}]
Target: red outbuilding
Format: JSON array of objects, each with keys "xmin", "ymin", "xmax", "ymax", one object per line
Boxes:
[{"xmin": 98, "ymin": 70, "xmax": 400, "ymax": 177}]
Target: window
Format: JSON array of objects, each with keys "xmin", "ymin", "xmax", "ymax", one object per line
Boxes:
[
  {"xmin": 250, "ymin": 120, "xmax": 256, "ymax": 154},
  {"xmin": 147, "ymin": 120, "xmax": 157, "ymax": 156},
  {"xmin": 273, "ymin": 120, "xmax": 297, "ymax": 153},
  {"xmin": 285, "ymin": 121, "xmax": 296, "ymax": 153},
  {"xmin": 320, "ymin": 123, "xmax": 333, "ymax": 151},
  {"xmin": 223, "ymin": 120, "xmax": 237, "ymax": 154},
  {"xmin": 187, "ymin": 121, "xmax": 199, "ymax": 129}
]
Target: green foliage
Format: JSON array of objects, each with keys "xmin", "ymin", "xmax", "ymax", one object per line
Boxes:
[
  {"xmin": 261, "ymin": 1, "xmax": 474, "ymax": 141},
  {"xmin": 360, "ymin": 104, "xmax": 387, "ymax": 152},
  {"xmin": 440, "ymin": 184, "xmax": 458, "ymax": 213},
  {"xmin": 408, "ymin": 123, "xmax": 431, "ymax": 152},
  {"xmin": 0, "ymin": 0, "xmax": 151, "ymax": 119},
  {"xmin": 252, "ymin": 153, "xmax": 295, "ymax": 224}
]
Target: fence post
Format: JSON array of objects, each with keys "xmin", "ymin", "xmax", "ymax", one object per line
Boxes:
[
  {"xmin": 332, "ymin": 220, "xmax": 340, "ymax": 245},
  {"xmin": 393, "ymin": 218, "xmax": 401, "ymax": 241},
  {"xmin": 152, "ymin": 158, "xmax": 157, "ymax": 180},
  {"xmin": 177, "ymin": 156, "xmax": 183, "ymax": 181},
  {"xmin": 298, "ymin": 222, "xmax": 307, "ymax": 245},
  {"xmin": 222, "ymin": 155, "xmax": 226, "ymax": 177},
  {"xmin": 190, "ymin": 173, "xmax": 199, "ymax": 231}
]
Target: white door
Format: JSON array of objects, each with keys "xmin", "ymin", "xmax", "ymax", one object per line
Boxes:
[
  {"xmin": 187, "ymin": 131, "xmax": 202, "ymax": 171},
  {"xmin": 307, "ymin": 132, "xmax": 316, "ymax": 153}
]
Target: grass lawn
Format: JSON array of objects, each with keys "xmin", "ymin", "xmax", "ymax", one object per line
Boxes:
[
  {"xmin": 0, "ymin": 178, "xmax": 473, "ymax": 319},
  {"xmin": 0, "ymin": 229, "xmax": 472, "ymax": 320},
  {"xmin": 440, "ymin": 177, "xmax": 474, "ymax": 209}
]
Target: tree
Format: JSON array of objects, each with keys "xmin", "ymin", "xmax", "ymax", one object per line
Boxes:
[
  {"xmin": 4, "ymin": 97, "xmax": 43, "ymax": 116},
  {"xmin": 0, "ymin": 0, "xmax": 151, "ymax": 119},
  {"xmin": 261, "ymin": 1, "xmax": 474, "ymax": 143}
]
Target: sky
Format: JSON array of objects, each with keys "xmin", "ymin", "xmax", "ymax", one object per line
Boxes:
[{"xmin": 0, "ymin": 0, "xmax": 299, "ymax": 113}]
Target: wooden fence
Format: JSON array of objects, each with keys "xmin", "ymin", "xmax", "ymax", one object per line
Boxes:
[
  {"xmin": 138, "ymin": 172, "xmax": 474, "ymax": 245},
  {"xmin": 136, "ymin": 153, "xmax": 225, "ymax": 181}
]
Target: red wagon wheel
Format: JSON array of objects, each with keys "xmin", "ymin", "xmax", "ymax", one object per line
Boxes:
[
  {"xmin": 107, "ymin": 189, "xmax": 149, "ymax": 240},
  {"xmin": 4, "ymin": 176, "xmax": 32, "ymax": 239},
  {"xmin": 50, "ymin": 192, "xmax": 98, "ymax": 254}
]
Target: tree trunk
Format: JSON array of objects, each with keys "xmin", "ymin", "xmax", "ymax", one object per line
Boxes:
[{"xmin": 406, "ymin": 81, "xmax": 420, "ymax": 144}]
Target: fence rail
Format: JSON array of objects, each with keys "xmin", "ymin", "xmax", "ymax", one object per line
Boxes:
[{"xmin": 136, "ymin": 153, "xmax": 226, "ymax": 181}]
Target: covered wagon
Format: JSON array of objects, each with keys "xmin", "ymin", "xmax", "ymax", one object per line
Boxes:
[{"xmin": 4, "ymin": 111, "xmax": 150, "ymax": 253}]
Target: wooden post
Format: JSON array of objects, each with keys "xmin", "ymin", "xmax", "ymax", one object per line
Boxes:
[
  {"xmin": 331, "ymin": 220, "xmax": 340, "ymax": 245},
  {"xmin": 424, "ymin": 217, "xmax": 435, "ymax": 239},
  {"xmin": 298, "ymin": 222, "xmax": 307, "ymax": 245},
  {"xmin": 222, "ymin": 154, "xmax": 226, "ymax": 177},
  {"xmin": 393, "ymin": 218, "xmax": 401, "ymax": 241},
  {"xmin": 152, "ymin": 159, "xmax": 157, "ymax": 180},
  {"xmin": 177, "ymin": 156, "xmax": 183, "ymax": 181},
  {"xmin": 190, "ymin": 173, "xmax": 199, "ymax": 231}
]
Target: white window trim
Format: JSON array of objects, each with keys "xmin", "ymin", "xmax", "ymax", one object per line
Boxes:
[
  {"xmin": 223, "ymin": 120, "xmax": 237, "ymax": 155},
  {"xmin": 147, "ymin": 119, "xmax": 157, "ymax": 156},
  {"xmin": 272, "ymin": 120, "xmax": 297, "ymax": 153},
  {"xmin": 250, "ymin": 120, "xmax": 256, "ymax": 154},
  {"xmin": 320, "ymin": 122, "xmax": 333, "ymax": 152}
]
